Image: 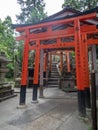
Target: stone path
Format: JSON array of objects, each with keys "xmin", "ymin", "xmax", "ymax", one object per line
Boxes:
[{"xmin": 0, "ymin": 88, "xmax": 90, "ymax": 130}]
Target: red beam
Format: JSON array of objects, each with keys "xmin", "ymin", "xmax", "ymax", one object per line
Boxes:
[
  {"xmin": 29, "ymin": 27, "xmax": 74, "ymax": 41},
  {"xmin": 32, "ymin": 24, "xmax": 96, "ymax": 41},
  {"xmin": 16, "ymin": 12, "xmax": 96, "ymax": 32},
  {"xmin": 40, "ymin": 42, "xmax": 75, "ymax": 49},
  {"xmin": 20, "ymin": 37, "xmax": 98, "ymax": 51},
  {"xmin": 29, "ymin": 45, "xmax": 36, "ymax": 50},
  {"xmin": 16, "ymin": 24, "xmax": 96, "ymax": 42},
  {"xmin": 81, "ymin": 25, "xmax": 96, "ymax": 33},
  {"xmin": 16, "ymin": 18, "xmax": 75, "ymax": 32},
  {"xmin": 87, "ymin": 38, "xmax": 98, "ymax": 45},
  {"xmin": 79, "ymin": 12, "xmax": 96, "ymax": 20}
]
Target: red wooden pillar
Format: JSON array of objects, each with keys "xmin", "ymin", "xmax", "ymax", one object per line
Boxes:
[
  {"xmin": 66, "ymin": 51, "xmax": 71, "ymax": 72},
  {"xmin": 19, "ymin": 30, "xmax": 29, "ymax": 106},
  {"xmin": 74, "ymin": 19, "xmax": 86, "ymax": 116},
  {"xmin": 32, "ymin": 40, "xmax": 40, "ymax": 103},
  {"xmin": 81, "ymin": 34, "xmax": 91, "ymax": 108}
]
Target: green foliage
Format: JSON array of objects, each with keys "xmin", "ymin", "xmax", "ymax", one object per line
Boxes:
[
  {"xmin": 0, "ymin": 16, "xmax": 16, "ymax": 79},
  {"xmin": 16, "ymin": 0, "xmax": 47, "ymax": 23},
  {"xmin": 62, "ymin": 0, "xmax": 98, "ymax": 11},
  {"xmin": 14, "ymin": 41, "xmax": 24, "ymax": 69},
  {"xmin": 28, "ymin": 50, "xmax": 35, "ymax": 66},
  {"xmin": 88, "ymin": 128, "xmax": 92, "ymax": 130},
  {"xmin": 6, "ymin": 63, "xmax": 14, "ymax": 78},
  {"xmin": 0, "ymin": 16, "xmax": 15, "ymax": 58}
]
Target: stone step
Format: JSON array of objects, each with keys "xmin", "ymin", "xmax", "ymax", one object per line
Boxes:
[
  {"xmin": 51, "ymin": 69, "xmax": 57, "ymax": 71},
  {"xmin": 50, "ymin": 73, "xmax": 59, "ymax": 75},
  {"xmin": 48, "ymin": 81, "xmax": 58, "ymax": 85},
  {"xmin": 51, "ymin": 67, "xmax": 56, "ymax": 69},
  {"xmin": 0, "ymin": 94, "xmax": 17, "ymax": 102},
  {"xmin": 51, "ymin": 70, "xmax": 58, "ymax": 72},
  {"xmin": 0, "ymin": 89, "xmax": 14, "ymax": 98},
  {"xmin": 47, "ymin": 84, "xmax": 59, "ymax": 88},
  {"xmin": 50, "ymin": 75, "xmax": 59, "ymax": 77},
  {"xmin": 0, "ymin": 85, "xmax": 16, "ymax": 101},
  {"xmin": 51, "ymin": 69, "xmax": 58, "ymax": 73},
  {"xmin": 50, "ymin": 74, "xmax": 59, "ymax": 77},
  {"xmin": 48, "ymin": 63, "xmax": 59, "ymax": 88},
  {"xmin": 51, "ymin": 73, "xmax": 59, "ymax": 75},
  {"xmin": 48, "ymin": 77, "xmax": 60, "ymax": 80},
  {"xmin": 51, "ymin": 75, "xmax": 60, "ymax": 78}
]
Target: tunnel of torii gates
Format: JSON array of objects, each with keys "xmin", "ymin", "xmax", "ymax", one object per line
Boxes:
[{"xmin": 13, "ymin": 7, "xmax": 98, "ymax": 116}]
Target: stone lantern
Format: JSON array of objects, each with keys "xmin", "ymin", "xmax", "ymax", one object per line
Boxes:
[{"xmin": 0, "ymin": 52, "xmax": 16, "ymax": 101}]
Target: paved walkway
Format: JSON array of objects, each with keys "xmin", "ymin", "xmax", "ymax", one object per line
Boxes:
[{"xmin": 0, "ymin": 88, "xmax": 90, "ymax": 130}]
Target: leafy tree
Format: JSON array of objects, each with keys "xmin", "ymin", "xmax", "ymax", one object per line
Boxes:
[
  {"xmin": 0, "ymin": 16, "xmax": 15, "ymax": 58},
  {"xmin": 62, "ymin": 0, "xmax": 98, "ymax": 11},
  {"xmin": 0, "ymin": 16, "xmax": 16, "ymax": 78},
  {"xmin": 16, "ymin": 0, "xmax": 47, "ymax": 23}
]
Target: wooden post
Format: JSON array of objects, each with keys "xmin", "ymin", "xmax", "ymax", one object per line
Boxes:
[
  {"xmin": 32, "ymin": 40, "xmax": 40, "ymax": 103},
  {"xmin": 81, "ymin": 34, "xmax": 91, "ymax": 108},
  {"xmin": 39, "ymin": 49, "xmax": 44, "ymax": 98},
  {"xmin": 91, "ymin": 71, "xmax": 97, "ymax": 130},
  {"xmin": 19, "ymin": 30, "xmax": 29, "ymax": 107},
  {"xmin": 91, "ymin": 45, "xmax": 97, "ymax": 130},
  {"xmin": 92, "ymin": 45, "xmax": 98, "ymax": 95},
  {"xmin": 43, "ymin": 52, "xmax": 47, "ymax": 86},
  {"xmin": 74, "ymin": 19, "xmax": 86, "ymax": 117},
  {"xmin": 66, "ymin": 51, "xmax": 71, "ymax": 72},
  {"xmin": 46, "ymin": 52, "xmax": 49, "ymax": 85}
]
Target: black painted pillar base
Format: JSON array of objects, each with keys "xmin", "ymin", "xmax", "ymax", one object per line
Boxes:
[
  {"xmin": 32, "ymin": 84, "xmax": 38, "ymax": 103},
  {"xmin": 19, "ymin": 85, "xmax": 26, "ymax": 105},
  {"xmin": 78, "ymin": 90, "xmax": 86, "ymax": 117},
  {"xmin": 91, "ymin": 72, "xmax": 97, "ymax": 130},
  {"xmin": 84, "ymin": 87, "xmax": 91, "ymax": 108},
  {"xmin": 43, "ymin": 71, "xmax": 46, "ymax": 78},
  {"xmin": 43, "ymin": 71, "xmax": 46, "ymax": 86}
]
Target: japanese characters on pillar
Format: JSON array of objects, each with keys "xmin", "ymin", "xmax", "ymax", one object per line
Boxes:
[
  {"xmin": 81, "ymin": 34, "xmax": 91, "ymax": 108},
  {"xmin": 74, "ymin": 19, "xmax": 86, "ymax": 116},
  {"xmin": 74, "ymin": 19, "xmax": 84, "ymax": 90},
  {"xmin": 81, "ymin": 34, "xmax": 90, "ymax": 88}
]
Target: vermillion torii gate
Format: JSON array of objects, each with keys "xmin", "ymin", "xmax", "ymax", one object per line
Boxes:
[{"xmin": 13, "ymin": 7, "xmax": 98, "ymax": 116}]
